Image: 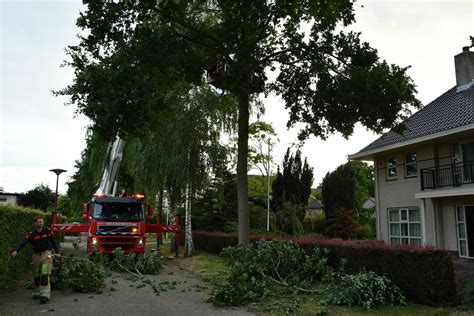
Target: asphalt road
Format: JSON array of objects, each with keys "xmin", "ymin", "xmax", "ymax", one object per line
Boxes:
[{"xmin": 0, "ymin": 236, "xmax": 254, "ymax": 316}]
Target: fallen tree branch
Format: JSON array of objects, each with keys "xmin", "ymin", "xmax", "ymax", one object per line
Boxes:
[
  {"xmin": 263, "ymin": 272, "xmax": 323, "ymax": 294},
  {"xmin": 116, "ymin": 261, "xmax": 143, "ymax": 279},
  {"xmin": 134, "ymin": 262, "xmax": 144, "ymax": 279}
]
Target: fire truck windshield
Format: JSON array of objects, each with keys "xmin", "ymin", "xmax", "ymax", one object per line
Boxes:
[{"xmin": 93, "ymin": 202, "xmax": 144, "ymax": 222}]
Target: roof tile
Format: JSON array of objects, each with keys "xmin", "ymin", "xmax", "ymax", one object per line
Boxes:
[{"xmin": 357, "ymin": 85, "xmax": 474, "ymax": 154}]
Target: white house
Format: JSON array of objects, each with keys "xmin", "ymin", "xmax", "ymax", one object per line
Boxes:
[
  {"xmin": 350, "ymin": 46, "xmax": 474, "ymax": 258},
  {"xmin": 0, "ymin": 192, "xmax": 19, "ymax": 206}
]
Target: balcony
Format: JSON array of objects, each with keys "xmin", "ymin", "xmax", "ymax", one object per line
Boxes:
[{"xmin": 421, "ymin": 161, "xmax": 474, "ymax": 190}]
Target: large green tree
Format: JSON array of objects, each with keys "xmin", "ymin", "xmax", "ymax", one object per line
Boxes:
[
  {"xmin": 18, "ymin": 184, "xmax": 54, "ymax": 212},
  {"xmin": 58, "ymin": 0, "xmax": 420, "ymax": 244},
  {"xmin": 322, "ymin": 162, "xmax": 355, "ymax": 219},
  {"xmin": 321, "ymin": 160, "xmax": 374, "ymax": 219},
  {"xmin": 271, "ymin": 148, "xmax": 314, "ymax": 227},
  {"xmin": 352, "ymin": 161, "xmax": 375, "ymax": 212}
]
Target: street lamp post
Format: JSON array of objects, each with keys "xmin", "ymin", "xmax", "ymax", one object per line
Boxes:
[{"xmin": 50, "ymin": 169, "xmax": 67, "ymax": 225}]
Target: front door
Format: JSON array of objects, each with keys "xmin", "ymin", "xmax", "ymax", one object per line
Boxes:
[{"xmin": 457, "ymin": 206, "xmax": 474, "ymax": 258}]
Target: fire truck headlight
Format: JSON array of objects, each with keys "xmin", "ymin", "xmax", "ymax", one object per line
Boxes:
[
  {"xmin": 137, "ymin": 238, "xmax": 144, "ymax": 247},
  {"xmin": 132, "ymin": 227, "xmax": 139, "ymax": 233},
  {"xmin": 91, "ymin": 237, "xmax": 98, "ymax": 247}
]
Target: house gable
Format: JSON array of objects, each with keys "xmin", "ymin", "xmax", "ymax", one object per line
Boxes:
[{"xmin": 351, "ymin": 47, "xmax": 474, "ymax": 161}]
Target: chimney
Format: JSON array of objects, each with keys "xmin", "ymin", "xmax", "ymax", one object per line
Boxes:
[{"xmin": 455, "ymin": 46, "xmax": 474, "ymax": 90}]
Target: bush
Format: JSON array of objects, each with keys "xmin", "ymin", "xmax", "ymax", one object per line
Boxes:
[
  {"xmin": 250, "ymin": 205, "xmax": 266, "ymax": 230},
  {"xmin": 276, "ymin": 202, "xmax": 305, "ymax": 235},
  {"xmin": 193, "ymin": 231, "xmax": 458, "ymax": 305},
  {"xmin": 0, "ymin": 205, "xmax": 65, "ymax": 288},
  {"xmin": 303, "ymin": 212, "xmax": 326, "ymax": 234},
  {"xmin": 325, "ymin": 271, "xmax": 406, "ymax": 309},
  {"xmin": 299, "ymin": 240, "xmax": 457, "ymax": 305},
  {"xmin": 325, "ymin": 208, "xmax": 367, "ymax": 239},
  {"xmin": 356, "ymin": 207, "xmax": 376, "ymax": 239}
]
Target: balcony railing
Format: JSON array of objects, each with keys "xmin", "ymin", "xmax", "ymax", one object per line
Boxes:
[{"xmin": 421, "ymin": 161, "xmax": 474, "ymax": 190}]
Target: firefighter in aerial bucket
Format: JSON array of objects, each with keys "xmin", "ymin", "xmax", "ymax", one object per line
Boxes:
[{"xmin": 11, "ymin": 216, "xmax": 60, "ymax": 304}]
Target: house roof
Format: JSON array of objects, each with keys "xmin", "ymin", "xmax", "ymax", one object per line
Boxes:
[
  {"xmin": 351, "ymin": 84, "xmax": 474, "ymax": 159},
  {"xmin": 0, "ymin": 192, "xmax": 20, "ymax": 197},
  {"xmin": 362, "ymin": 197, "xmax": 376, "ymax": 209},
  {"xmin": 308, "ymin": 199, "xmax": 323, "ymax": 209}
]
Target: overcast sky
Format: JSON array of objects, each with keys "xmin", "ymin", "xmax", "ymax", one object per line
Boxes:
[{"xmin": 1, "ymin": 0, "xmax": 473, "ymax": 194}]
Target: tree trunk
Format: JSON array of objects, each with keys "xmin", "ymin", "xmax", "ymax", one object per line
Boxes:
[
  {"xmin": 184, "ymin": 181, "xmax": 194, "ymax": 257},
  {"xmin": 168, "ymin": 186, "xmax": 177, "ymax": 252},
  {"xmin": 156, "ymin": 186, "xmax": 164, "ymax": 248},
  {"xmin": 158, "ymin": 186, "xmax": 164, "ymax": 217},
  {"xmin": 237, "ymin": 92, "xmax": 250, "ymax": 245}
]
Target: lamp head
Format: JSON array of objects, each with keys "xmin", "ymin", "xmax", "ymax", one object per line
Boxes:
[{"xmin": 50, "ymin": 168, "xmax": 67, "ymax": 176}]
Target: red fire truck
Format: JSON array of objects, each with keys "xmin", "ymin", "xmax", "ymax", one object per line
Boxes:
[{"xmin": 51, "ymin": 137, "xmax": 180, "ymax": 254}]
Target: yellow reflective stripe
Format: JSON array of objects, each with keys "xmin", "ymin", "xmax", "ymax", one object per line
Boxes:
[
  {"xmin": 39, "ymin": 286, "xmax": 51, "ymax": 299},
  {"xmin": 40, "ymin": 261, "xmax": 49, "ymax": 275}
]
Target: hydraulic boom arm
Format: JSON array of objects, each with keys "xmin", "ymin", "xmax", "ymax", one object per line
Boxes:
[{"xmin": 96, "ymin": 136, "xmax": 125, "ymax": 196}]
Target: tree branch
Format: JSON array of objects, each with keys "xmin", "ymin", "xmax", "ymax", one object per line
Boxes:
[
  {"xmin": 117, "ymin": 261, "xmax": 143, "ymax": 279},
  {"xmin": 259, "ymin": 46, "xmax": 306, "ymax": 65},
  {"xmin": 256, "ymin": 11, "xmax": 275, "ymax": 43}
]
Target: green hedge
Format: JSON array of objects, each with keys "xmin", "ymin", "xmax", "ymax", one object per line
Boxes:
[
  {"xmin": 193, "ymin": 231, "xmax": 458, "ymax": 306},
  {"xmin": 193, "ymin": 231, "xmax": 282, "ymax": 253},
  {"xmin": 0, "ymin": 205, "xmax": 65, "ymax": 288}
]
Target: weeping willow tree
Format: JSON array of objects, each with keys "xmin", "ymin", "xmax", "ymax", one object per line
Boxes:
[
  {"xmin": 67, "ymin": 84, "xmax": 237, "ymax": 256},
  {"xmin": 122, "ymin": 85, "xmax": 237, "ymax": 256}
]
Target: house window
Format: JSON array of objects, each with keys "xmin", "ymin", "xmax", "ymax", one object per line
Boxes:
[
  {"xmin": 405, "ymin": 153, "xmax": 417, "ymax": 177},
  {"xmin": 387, "ymin": 157, "xmax": 397, "ymax": 178},
  {"xmin": 389, "ymin": 208, "xmax": 422, "ymax": 246}
]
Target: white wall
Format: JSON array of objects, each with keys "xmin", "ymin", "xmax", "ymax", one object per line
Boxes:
[
  {"xmin": 0, "ymin": 195, "xmax": 18, "ymax": 206},
  {"xmin": 374, "ymin": 144, "xmax": 433, "ymax": 242},
  {"xmin": 438, "ymin": 196, "xmax": 474, "ymax": 252},
  {"xmin": 373, "ymin": 134, "xmax": 474, "ymax": 250}
]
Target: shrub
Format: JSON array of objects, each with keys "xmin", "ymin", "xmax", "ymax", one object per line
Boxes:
[
  {"xmin": 325, "ymin": 271, "xmax": 406, "ymax": 309},
  {"xmin": 193, "ymin": 231, "xmax": 458, "ymax": 305},
  {"xmin": 222, "ymin": 220, "xmax": 238, "ymax": 233},
  {"xmin": 250, "ymin": 205, "xmax": 267, "ymax": 230},
  {"xmin": 277, "ymin": 202, "xmax": 305, "ymax": 235},
  {"xmin": 356, "ymin": 207, "xmax": 376, "ymax": 239},
  {"xmin": 325, "ymin": 208, "xmax": 366, "ymax": 239},
  {"xmin": 299, "ymin": 240, "xmax": 457, "ymax": 305},
  {"xmin": 0, "ymin": 205, "xmax": 65, "ymax": 288},
  {"xmin": 303, "ymin": 212, "xmax": 326, "ymax": 234}
]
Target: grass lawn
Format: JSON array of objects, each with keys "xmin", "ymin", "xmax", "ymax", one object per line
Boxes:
[
  {"xmin": 249, "ymin": 296, "xmax": 470, "ymax": 316},
  {"xmin": 169, "ymin": 247, "xmax": 474, "ymax": 316}
]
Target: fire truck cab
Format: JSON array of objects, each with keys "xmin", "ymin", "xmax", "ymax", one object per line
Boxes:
[{"xmin": 85, "ymin": 195, "xmax": 150, "ymax": 254}]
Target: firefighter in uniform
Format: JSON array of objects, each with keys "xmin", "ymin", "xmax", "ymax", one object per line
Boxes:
[{"xmin": 11, "ymin": 216, "xmax": 60, "ymax": 304}]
